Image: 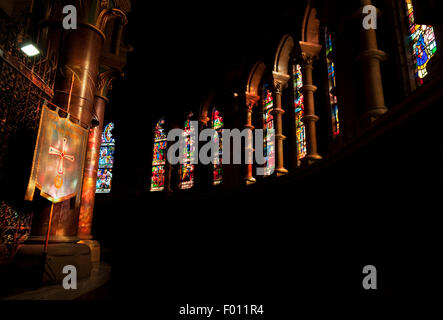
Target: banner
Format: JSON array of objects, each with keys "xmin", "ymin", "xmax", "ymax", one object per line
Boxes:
[{"xmin": 25, "ymin": 102, "xmax": 88, "ymax": 205}]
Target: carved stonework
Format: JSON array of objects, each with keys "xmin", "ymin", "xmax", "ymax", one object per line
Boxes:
[
  {"xmin": 245, "ymin": 93, "xmax": 260, "ymax": 109},
  {"xmin": 299, "ymin": 41, "xmax": 322, "ymax": 66},
  {"xmin": 114, "ymin": 0, "xmax": 132, "ymax": 13},
  {"xmin": 272, "ymin": 72, "xmax": 290, "ymax": 94},
  {"xmin": 199, "ymin": 115, "xmax": 210, "ymax": 126},
  {"xmin": 100, "ymin": 0, "xmax": 110, "ymax": 11},
  {"xmin": 301, "ymin": 52, "xmax": 315, "ymax": 66},
  {"xmin": 96, "ymin": 69, "xmax": 120, "ymax": 96},
  {"xmin": 96, "ymin": 8, "xmax": 128, "ymax": 32}
]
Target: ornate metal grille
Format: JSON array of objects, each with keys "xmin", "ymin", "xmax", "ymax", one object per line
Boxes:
[
  {"xmin": 0, "ymin": 12, "xmax": 57, "ymax": 263},
  {"xmin": 0, "ymin": 201, "xmax": 32, "ymax": 263},
  {"xmin": 0, "ymin": 13, "xmax": 56, "ymax": 191}
]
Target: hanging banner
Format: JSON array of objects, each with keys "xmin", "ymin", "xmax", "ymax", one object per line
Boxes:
[{"xmin": 25, "ymin": 102, "xmax": 88, "ymax": 205}]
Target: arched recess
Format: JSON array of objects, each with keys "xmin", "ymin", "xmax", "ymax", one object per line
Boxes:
[
  {"xmin": 272, "ymin": 34, "xmax": 295, "ymax": 174},
  {"xmin": 246, "ymin": 62, "xmax": 266, "ymax": 97},
  {"xmin": 297, "ymin": 0, "xmax": 323, "ymax": 163},
  {"xmin": 244, "ymin": 62, "xmax": 266, "ymax": 185},
  {"xmin": 301, "ymin": 0, "xmax": 320, "ymax": 45},
  {"xmin": 274, "ymin": 34, "xmax": 295, "ymax": 74},
  {"xmin": 199, "ymin": 92, "xmax": 216, "ymax": 127}
]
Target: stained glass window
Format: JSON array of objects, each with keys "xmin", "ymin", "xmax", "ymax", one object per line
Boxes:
[
  {"xmin": 325, "ymin": 30, "xmax": 340, "ymax": 137},
  {"xmin": 96, "ymin": 122, "xmax": 115, "ymax": 193},
  {"xmin": 212, "ymin": 108, "xmax": 223, "ymax": 185},
  {"xmin": 150, "ymin": 118, "xmax": 167, "ymax": 191},
  {"xmin": 263, "ymin": 83, "xmax": 275, "ymax": 176},
  {"xmin": 179, "ymin": 113, "xmax": 195, "ymax": 189},
  {"xmin": 293, "ymin": 64, "xmax": 307, "ymax": 160},
  {"xmin": 404, "ymin": 0, "xmax": 437, "ymax": 85}
]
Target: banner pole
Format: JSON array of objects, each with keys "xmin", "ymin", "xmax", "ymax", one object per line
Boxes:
[
  {"xmin": 67, "ymin": 72, "xmax": 75, "ymax": 114},
  {"xmin": 44, "ymin": 202, "xmax": 54, "ymax": 254}
]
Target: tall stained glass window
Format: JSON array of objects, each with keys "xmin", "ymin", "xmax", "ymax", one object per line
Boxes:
[
  {"xmin": 150, "ymin": 118, "xmax": 167, "ymax": 192},
  {"xmin": 212, "ymin": 108, "xmax": 223, "ymax": 185},
  {"xmin": 179, "ymin": 113, "xmax": 195, "ymax": 189},
  {"xmin": 96, "ymin": 122, "xmax": 115, "ymax": 193},
  {"xmin": 293, "ymin": 64, "xmax": 307, "ymax": 160},
  {"xmin": 263, "ymin": 83, "xmax": 275, "ymax": 176},
  {"xmin": 325, "ymin": 30, "xmax": 340, "ymax": 137},
  {"xmin": 404, "ymin": 0, "xmax": 437, "ymax": 85}
]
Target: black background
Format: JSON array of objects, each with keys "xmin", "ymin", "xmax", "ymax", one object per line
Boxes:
[{"xmin": 72, "ymin": 0, "xmax": 443, "ymax": 316}]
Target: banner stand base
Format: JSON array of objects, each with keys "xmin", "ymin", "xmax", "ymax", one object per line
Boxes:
[{"xmin": 14, "ymin": 243, "xmax": 92, "ymax": 285}]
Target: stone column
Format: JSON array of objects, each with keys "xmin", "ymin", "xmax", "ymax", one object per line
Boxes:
[
  {"xmin": 77, "ymin": 95, "xmax": 107, "ymax": 240},
  {"xmin": 244, "ymin": 93, "xmax": 259, "ymax": 185},
  {"xmin": 28, "ymin": 25, "xmax": 105, "ymax": 243},
  {"xmin": 357, "ymin": 0, "xmax": 388, "ymax": 123},
  {"xmin": 272, "ymin": 72, "xmax": 290, "ymax": 176},
  {"xmin": 77, "ymin": 94, "xmax": 107, "ymax": 262},
  {"xmin": 299, "ymin": 42, "xmax": 323, "ymax": 164}
]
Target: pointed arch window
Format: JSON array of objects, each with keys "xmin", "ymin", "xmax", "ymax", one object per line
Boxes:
[
  {"xmin": 325, "ymin": 30, "xmax": 340, "ymax": 137},
  {"xmin": 262, "ymin": 83, "xmax": 275, "ymax": 176},
  {"xmin": 293, "ymin": 64, "xmax": 307, "ymax": 160},
  {"xmin": 211, "ymin": 108, "xmax": 223, "ymax": 185},
  {"xmin": 404, "ymin": 0, "xmax": 437, "ymax": 85},
  {"xmin": 150, "ymin": 118, "xmax": 167, "ymax": 192},
  {"xmin": 96, "ymin": 122, "xmax": 115, "ymax": 193},
  {"xmin": 179, "ymin": 113, "xmax": 195, "ymax": 189}
]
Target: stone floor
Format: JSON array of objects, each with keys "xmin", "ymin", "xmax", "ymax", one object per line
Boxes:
[{"xmin": 1, "ymin": 262, "xmax": 111, "ymax": 300}]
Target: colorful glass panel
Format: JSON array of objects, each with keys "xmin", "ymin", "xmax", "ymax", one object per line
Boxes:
[
  {"xmin": 150, "ymin": 119, "xmax": 167, "ymax": 191},
  {"xmin": 263, "ymin": 84, "xmax": 275, "ymax": 176},
  {"xmin": 404, "ymin": 0, "xmax": 437, "ymax": 85},
  {"xmin": 325, "ymin": 30, "xmax": 340, "ymax": 137},
  {"xmin": 96, "ymin": 122, "xmax": 115, "ymax": 193},
  {"xmin": 212, "ymin": 108, "xmax": 223, "ymax": 185},
  {"xmin": 293, "ymin": 63, "xmax": 307, "ymax": 160},
  {"xmin": 180, "ymin": 113, "xmax": 195, "ymax": 189}
]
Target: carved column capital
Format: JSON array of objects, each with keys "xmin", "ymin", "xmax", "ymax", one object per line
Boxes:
[
  {"xmin": 245, "ymin": 92, "xmax": 260, "ymax": 109},
  {"xmin": 300, "ymin": 52, "xmax": 316, "ymax": 68},
  {"xmin": 299, "ymin": 41, "xmax": 322, "ymax": 64},
  {"xmin": 96, "ymin": 69, "xmax": 120, "ymax": 96},
  {"xmin": 199, "ymin": 115, "xmax": 210, "ymax": 126},
  {"xmin": 272, "ymin": 72, "xmax": 290, "ymax": 94}
]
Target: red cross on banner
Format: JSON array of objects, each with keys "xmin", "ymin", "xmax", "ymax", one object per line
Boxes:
[
  {"xmin": 49, "ymin": 137, "xmax": 76, "ymax": 176},
  {"xmin": 25, "ymin": 102, "xmax": 88, "ymax": 205}
]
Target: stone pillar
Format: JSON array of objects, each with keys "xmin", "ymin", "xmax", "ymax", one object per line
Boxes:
[
  {"xmin": 78, "ymin": 95, "xmax": 107, "ymax": 240},
  {"xmin": 272, "ymin": 72, "xmax": 290, "ymax": 176},
  {"xmin": 357, "ymin": 0, "xmax": 388, "ymax": 123},
  {"xmin": 28, "ymin": 25, "xmax": 105, "ymax": 243},
  {"xmin": 244, "ymin": 93, "xmax": 260, "ymax": 185},
  {"xmin": 299, "ymin": 42, "xmax": 323, "ymax": 164}
]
